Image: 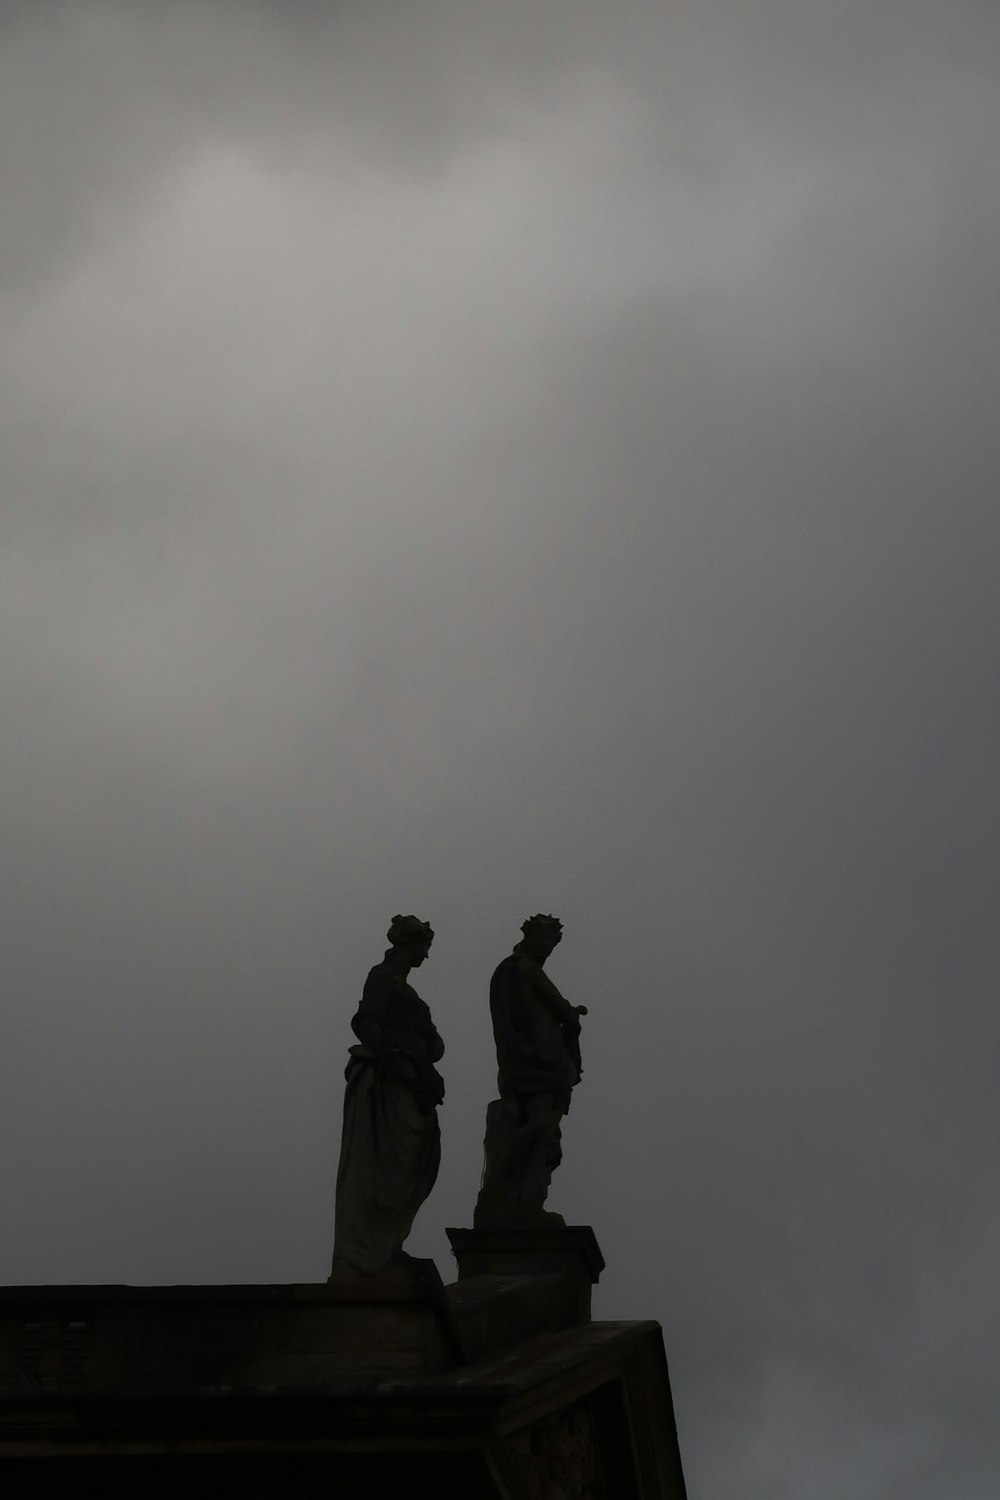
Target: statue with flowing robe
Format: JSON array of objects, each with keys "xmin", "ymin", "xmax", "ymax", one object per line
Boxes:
[{"xmin": 332, "ymin": 915, "xmax": 444, "ymax": 1274}]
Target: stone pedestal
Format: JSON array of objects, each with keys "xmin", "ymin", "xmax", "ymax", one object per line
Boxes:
[{"xmin": 446, "ymin": 1225, "xmax": 605, "ymax": 1325}]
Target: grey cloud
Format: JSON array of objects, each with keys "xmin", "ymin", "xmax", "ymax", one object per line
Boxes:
[{"xmin": 1, "ymin": 3, "xmax": 999, "ymax": 1497}]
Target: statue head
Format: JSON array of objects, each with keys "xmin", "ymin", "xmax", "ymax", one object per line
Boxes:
[
  {"xmin": 517, "ymin": 913, "xmax": 563, "ymax": 963},
  {"xmin": 386, "ymin": 913, "xmax": 434, "ymax": 967}
]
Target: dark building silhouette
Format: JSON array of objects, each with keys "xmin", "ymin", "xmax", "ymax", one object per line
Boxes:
[{"xmin": 0, "ymin": 1228, "xmax": 687, "ymax": 1497}]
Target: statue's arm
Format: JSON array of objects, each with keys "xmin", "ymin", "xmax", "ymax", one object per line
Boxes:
[
  {"xmin": 532, "ymin": 964, "xmax": 587, "ymax": 1029},
  {"xmin": 424, "ymin": 1014, "xmax": 445, "ymax": 1063},
  {"xmin": 351, "ymin": 1009, "xmax": 385, "ymax": 1051},
  {"xmin": 350, "ymin": 969, "xmax": 396, "ymax": 1053},
  {"xmin": 400, "ymin": 997, "xmax": 446, "ymax": 1106}
]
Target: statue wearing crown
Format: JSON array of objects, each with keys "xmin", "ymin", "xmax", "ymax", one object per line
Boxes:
[{"xmin": 474, "ymin": 915, "xmax": 588, "ymax": 1229}]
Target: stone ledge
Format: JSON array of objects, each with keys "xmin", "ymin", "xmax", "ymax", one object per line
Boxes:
[{"xmin": 0, "ymin": 1274, "xmax": 465, "ymax": 1393}]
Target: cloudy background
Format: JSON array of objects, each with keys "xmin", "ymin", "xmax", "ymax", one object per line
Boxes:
[{"xmin": 2, "ymin": 0, "xmax": 999, "ymax": 1493}]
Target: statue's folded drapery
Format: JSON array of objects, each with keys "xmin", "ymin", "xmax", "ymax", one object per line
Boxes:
[
  {"xmin": 333, "ymin": 963, "xmax": 444, "ymax": 1274},
  {"xmin": 490, "ymin": 952, "xmax": 581, "ymax": 1107}
]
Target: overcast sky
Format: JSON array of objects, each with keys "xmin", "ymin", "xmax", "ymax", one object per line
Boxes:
[{"xmin": 2, "ymin": 1, "xmax": 999, "ymax": 1494}]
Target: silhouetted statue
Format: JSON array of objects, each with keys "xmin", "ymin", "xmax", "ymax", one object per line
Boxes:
[
  {"xmin": 474, "ymin": 915, "xmax": 587, "ymax": 1229},
  {"xmin": 332, "ymin": 915, "xmax": 445, "ymax": 1274}
]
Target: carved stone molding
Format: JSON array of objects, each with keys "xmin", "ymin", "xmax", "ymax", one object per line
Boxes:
[{"xmin": 508, "ymin": 1402, "xmax": 600, "ymax": 1500}]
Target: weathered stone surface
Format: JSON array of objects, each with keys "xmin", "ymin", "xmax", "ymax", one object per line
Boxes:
[
  {"xmin": 0, "ymin": 1227, "xmax": 686, "ymax": 1496},
  {"xmin": 446, "ymin": 1272, "xmax": 565, "ymax": 1361}
]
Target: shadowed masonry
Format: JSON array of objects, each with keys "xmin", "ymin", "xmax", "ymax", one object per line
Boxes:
[{"xmin": 0, "ymin": 1246, "xmax": 686, "ymax": 1497}]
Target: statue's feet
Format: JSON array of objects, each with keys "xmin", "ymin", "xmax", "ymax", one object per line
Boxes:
[
  {"xmin": 329, "ymin": 1249, "xmax": 433, "ymax": 1282},
  {"xmin": 472, "ymin": 1205, "xmax": 566, "ymax": 1231}
]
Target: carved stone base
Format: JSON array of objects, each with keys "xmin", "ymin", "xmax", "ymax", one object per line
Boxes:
[
  {"xmin": 474, "ymin": 1097, "xmax": 566, "ymax": 1229},
  {"xmin": 446, "ymin": 1226, "xmax": 605, "ymax": 1324}
]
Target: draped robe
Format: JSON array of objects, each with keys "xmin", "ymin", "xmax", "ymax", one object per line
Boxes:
[{"xmin": 333, "ymin": 963, "xmax": 445, "ymax": 1274}]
